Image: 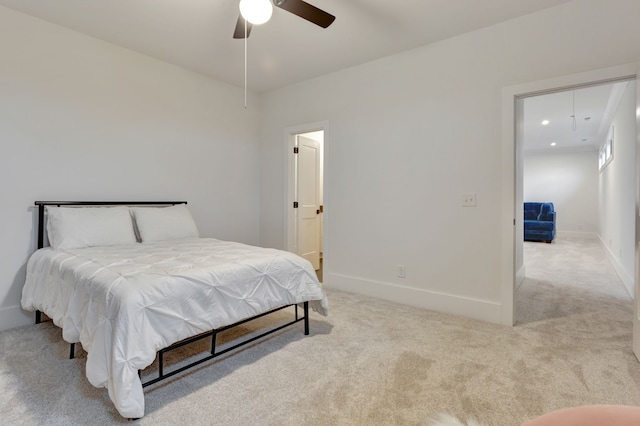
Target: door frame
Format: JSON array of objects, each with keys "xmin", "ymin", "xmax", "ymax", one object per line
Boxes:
[
  {"xmin": 501, "ymin": 62, "xmax": 639, "ymax": 326},
  {"xmin": 284, "ymin": 121, "xmax": 329, "ymax": 264}
]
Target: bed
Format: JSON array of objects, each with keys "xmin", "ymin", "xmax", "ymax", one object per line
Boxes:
[{"xmin": 21, "ymin": 201, "xmax": 328, "ymax": 419}]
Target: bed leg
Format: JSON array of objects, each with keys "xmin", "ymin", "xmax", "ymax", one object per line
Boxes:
[
  {"xmin": 303, "ymin": 301, "xmax": 309, "ymax": 335},
  {"xmin": 35, "ymin": 310, "xmax": 41, "ymax": 324},
  {"xmin": 211, "ymin": 331, "xmax": 217, "ymax": 355},
  {"xmin": 69, "ymin": 343, "xmax": 75, "ymax": 359}
]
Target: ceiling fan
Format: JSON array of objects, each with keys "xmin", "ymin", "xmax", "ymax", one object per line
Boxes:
[{"xmin": 233, "ymin": 0, "xmax": 335, "ymax": 39}]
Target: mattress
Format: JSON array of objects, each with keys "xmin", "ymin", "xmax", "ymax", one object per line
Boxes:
[{"xmin": 21, "ymin": 237, "xmax": 328, "ymax": 418}]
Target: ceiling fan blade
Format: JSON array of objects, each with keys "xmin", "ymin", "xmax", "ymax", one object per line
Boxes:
[
  {"xmin": 274, "ymin": 0, "xmax": 335, "ymax": 28},
  {"xmin": 233, "ymin": 15, "xmax": 252, "ymax": 39}
]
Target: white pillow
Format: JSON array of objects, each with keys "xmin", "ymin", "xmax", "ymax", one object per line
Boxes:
[
  {"xmin": 46, "ymin": 206, "xmax": 137, "ymax": 250},
  {"xmin": 131, "ymin": 205, "xmax": 200, "ymax": 242}
]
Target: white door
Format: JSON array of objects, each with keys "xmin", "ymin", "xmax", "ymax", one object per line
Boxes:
[
  {"xmin": 296, "ymin": 135, "xmax": 321, "ymax": 270},
  {"xmin": 633, "ymin": 76, "xmax": 640, "ymax": 362}
]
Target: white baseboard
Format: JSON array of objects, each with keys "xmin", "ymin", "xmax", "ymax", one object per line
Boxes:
[
  {"xmin": 324, "ymin": 273, "xmax": 502, "ymax": 324},
  {"xmin": 557, "ymin": 231, "xmax": 598, "ymax": 239},
  {"xmin": 0, "ymin": 304, "xmax": 35, "ymax": 332},
  {"xmin": 597, "ymin": 236, "xmax": 634, "ymax": 297}
]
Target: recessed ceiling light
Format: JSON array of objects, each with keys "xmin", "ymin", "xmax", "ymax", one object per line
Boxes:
[
  {"xmin": 541, "ymin": 120, "xmax": 550, "ymax": 125},
  {"xmin": 550, "ymin": 142, "xmax": 557, "ymax": 146}
]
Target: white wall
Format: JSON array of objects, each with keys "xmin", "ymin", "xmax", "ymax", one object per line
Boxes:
[
  {"xmin": 598, "ymin": 82, "xmax": 636, "ymax": 294},
  {"xmin": 0, "ymin": 7, "xmax": 261, "ymax": 330},
  {"xmin": 524, "ymin": 150, "xmax": 599, "ymax": 237},
  {"xmin": 259, "ymin": 0, "xmax": 640, "ymax": 323}
]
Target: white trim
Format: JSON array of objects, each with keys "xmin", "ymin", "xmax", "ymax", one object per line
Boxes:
[
  {"xmin": 325, "ymin": 273, "xmax": 502, "ymax": 324},
  {"xmin": 0, "ymin": 305, "xmax": 33, "ymax": 332},
  {"xmin": 556, "ymin": 231, "xmax": 598, "ymax": 239},
  {"xmin": 502, "ymin": 62, "xmax": 640, "ymax": 327},
  {"xmin": 516, "ymin": 265, "xmax": 526, "ymax": 291},
  {"xmin": 501, "ymin": 86, "xmax": 516, "ymax": 326},
  {"xmin": 598, "ymin": 235, "xmax": 634, "ymax": 298}
]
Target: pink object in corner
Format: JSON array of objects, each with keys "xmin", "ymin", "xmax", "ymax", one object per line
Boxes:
[{"xmin": 522, "ymin": 405, "xmax": 640, "ymax": 426}]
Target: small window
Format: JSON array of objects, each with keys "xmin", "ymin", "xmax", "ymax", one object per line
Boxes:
[{"xmin": 599, "ymin": 126, "xmax": 614, "ymax": 172}]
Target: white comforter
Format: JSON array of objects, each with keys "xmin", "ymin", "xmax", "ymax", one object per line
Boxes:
[{"xmin": 21, "ymin": 238, "xmax": 328, "ymax": 418}]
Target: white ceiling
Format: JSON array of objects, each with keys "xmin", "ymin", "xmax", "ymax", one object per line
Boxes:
[
  {"xmin": 4, "ymin": 0, "xmax": 611, "ymax": 153},
  {"xmin": 0, "ymin": 0, "xmax": 575, "ymax": 93},
  {"xmin": 523, "ymin": 81, "xmax": 628, "ymax": 153}
]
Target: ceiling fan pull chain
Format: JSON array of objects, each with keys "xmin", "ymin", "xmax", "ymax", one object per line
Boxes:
[
  {"xmin": 244, "ymin": 18, "xmax": 248, "ymax": 108},
  {"xmin": 571, "ymin": 90, "xmax": 576, "ymax": 131}
]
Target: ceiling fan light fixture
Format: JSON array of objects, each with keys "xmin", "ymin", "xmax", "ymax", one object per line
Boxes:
[{"xmin": 239, "ymin": 0, "xmax": 273, "ymax": 25}]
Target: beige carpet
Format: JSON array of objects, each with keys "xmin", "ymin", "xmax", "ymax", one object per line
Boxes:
[{"xmin": 2, "ymin": 237, "xmax": 640, "ymax": 425}]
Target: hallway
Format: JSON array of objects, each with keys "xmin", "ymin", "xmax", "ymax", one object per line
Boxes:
[{"xmin": 515, "ymin": 237, "xmax": 631, "ymax": 325}]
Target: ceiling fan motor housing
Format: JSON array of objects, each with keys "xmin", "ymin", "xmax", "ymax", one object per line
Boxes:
[{"xmin": 234, "ymin": 0, "xmax": 335, "ymax": 39}]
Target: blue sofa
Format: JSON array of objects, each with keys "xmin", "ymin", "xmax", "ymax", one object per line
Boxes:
[{"xmin": 524, "ymin": 202, "xmax": 556, "ymax": 243}]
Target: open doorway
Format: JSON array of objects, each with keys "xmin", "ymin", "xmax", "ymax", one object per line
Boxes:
[
  {"xmin": 285, "ymin": 126, "xmax": 325, "ymax": 283},
  {"xmin": 516, "ymin": 80, "xmax": 636, "ymax": 325},
  {"xmin": 502, "ymin": 62, "xmax": 640, "ymax": 358}
]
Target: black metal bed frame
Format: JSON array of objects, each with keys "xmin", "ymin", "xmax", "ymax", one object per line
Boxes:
[{"xmin": 32, "ymin": 200, "xmax": 310, "ymax": 389}]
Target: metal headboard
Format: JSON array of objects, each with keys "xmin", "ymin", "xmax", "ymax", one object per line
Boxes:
[{"xmin": 34, "ymin": 201, "xmax": 188, "ymax": 249}]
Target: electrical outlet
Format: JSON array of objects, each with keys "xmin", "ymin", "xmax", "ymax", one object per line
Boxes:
[
  {"xmin": 397, "ymin": 265, "xmax": 406, "ymax": 278},
  {"xmin": 462, "ymin": 192, "xmax": 476, "ymax": 207}
]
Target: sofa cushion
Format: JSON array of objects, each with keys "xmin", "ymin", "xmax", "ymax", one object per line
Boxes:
[{"xmin": 524, "ymin": 202, "xmax": 542, "ymax": 219}]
